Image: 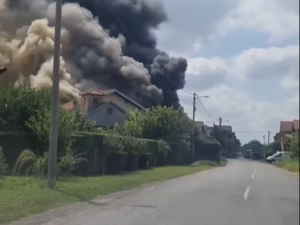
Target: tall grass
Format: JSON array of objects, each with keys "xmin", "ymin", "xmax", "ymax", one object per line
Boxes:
[{"xmin": 275, "ymin": 159, "xmax": 299, "ymax": 173}]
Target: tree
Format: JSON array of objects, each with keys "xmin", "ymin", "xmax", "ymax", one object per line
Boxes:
[
  {"xmin": 0, "ymin": 84, "xmax": 96, "ymax": 154},
  {"xmin": 26, "ymin": 108, "xmax": 79, "ymax": 155},
  {"xmin": 115, "ymin": 106, "xmax": 192, "ymax": 146},
  {"xmin": 241, "ymin": 140, "xmax": 263, "ymax": 153},
  {"xmin": 289, "ymin": 133, "xmax": 299, "ymax": 159},
  {"xmin": 210, "ymin": 126, "xmax": 241, "ymax": 157},
  {"xmin": 0, "ymin": 84, "xmax": 51, "ymax": 132}
]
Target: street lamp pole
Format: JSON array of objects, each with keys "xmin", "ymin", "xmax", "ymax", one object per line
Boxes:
[
  {"xmin": 192, "ymin": 94, "xmax": 209, "ymax": 162},
  {"xmin": 48, "ymin": 0, "xmax": 62, "ymax": 189}
]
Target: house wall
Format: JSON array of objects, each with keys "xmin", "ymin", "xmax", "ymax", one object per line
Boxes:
[{"xmin": 88, "ymin": 104, "xmax": 128, "ymax": 127}]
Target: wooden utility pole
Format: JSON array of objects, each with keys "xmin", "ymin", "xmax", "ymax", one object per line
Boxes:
[
  {"xmin": 48, "ymin": 0, "xmax": 62, "ymax": 189},
  {"xmin": 192, "ymin": 93, "xmax": 196, "ymax": 162}
]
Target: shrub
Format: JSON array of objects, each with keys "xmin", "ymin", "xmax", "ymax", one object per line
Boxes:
[
  {"xmin": 13, "ymin": 149, "xmax": 48, "ymax": 177},
  {"xmin": 0, "ymin": 146, "xmax": 8, "ymax": 177},
  {"xmin": 13, "ymin": 148, "xmax": 88, "ymax": 177},
  {"xmin": 57, "ymin": 149, "xmax": 88, "ymax": 177}
]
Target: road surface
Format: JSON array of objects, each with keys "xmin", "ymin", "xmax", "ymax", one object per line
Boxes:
[{"xmin": 11, "ymin": 160, "xmax": 299, "ymax": 225}]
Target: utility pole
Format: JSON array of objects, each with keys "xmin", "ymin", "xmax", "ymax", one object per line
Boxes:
[
  {"xmin": 192, "ymin": 93, "xmax": 196, "ymax": 162},
  {"xmin": 263, "ymin": 134, "xmax": 266, "ymax": 145},
  {"xmin": 48, "ymin": 0, "xmax": 62, "ymax": 189},
  {"xmin": 267, "ymin": 131, "xmax": 270, "ymax": 145},
  {"xmin": 219, "ymin": 117, "xmax": 222, "ymax": 128}
]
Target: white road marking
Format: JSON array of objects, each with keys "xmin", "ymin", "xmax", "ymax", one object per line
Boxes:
[
  {"xmin": 243, "ymin": 187, "xmax": 251, "ymax": 200},
  {"xmin": 251, "ymin": 174, "xmax": 255, "ymax": 179}
]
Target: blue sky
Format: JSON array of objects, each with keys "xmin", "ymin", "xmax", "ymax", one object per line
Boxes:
[{"xmin": 155, "ymin": 0, "xmax": 299, "ymax": 144}]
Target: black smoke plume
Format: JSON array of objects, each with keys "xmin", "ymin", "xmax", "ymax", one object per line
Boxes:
[{"xmin": 0, "ymin": 0, "xmax": 187, "ymax": 108}]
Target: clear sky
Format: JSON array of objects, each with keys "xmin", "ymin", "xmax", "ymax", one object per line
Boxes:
[{"xmin": 154, "ymin": 0, "xmax": 299, "ymax": 144}]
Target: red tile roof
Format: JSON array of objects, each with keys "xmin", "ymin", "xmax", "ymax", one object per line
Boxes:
[
  {"xmin": 280, "ymin": 121, "xmax": 294, "ymax": 133},
  {"xmin": 62, "ymin": 88, "xmax": 146, "ymax": 111},
  {"xmin": 293, "ymin": 120, "xmax": 299, "ymax": 131},
  {"xmin": 62, "ymin": 101, "xmax": 75, "ymax": 111},
  {"xmin": 80, "ymin": 88, "xmax": 107, "ymax": 96}
]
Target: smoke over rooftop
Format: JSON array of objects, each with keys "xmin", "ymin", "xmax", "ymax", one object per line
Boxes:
[{"xmin": 0, "ymin": 0, "xmax": 187, "ymax": 108}]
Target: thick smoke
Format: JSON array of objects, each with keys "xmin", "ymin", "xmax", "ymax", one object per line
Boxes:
[{"xmin": 0, "ymin": 0, "xmax": 187, "ymax": 108}]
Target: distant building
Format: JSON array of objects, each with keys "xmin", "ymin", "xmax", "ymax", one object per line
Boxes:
[
  {"xmin": 62, "ymin": 88, "xmax": 145, "ymax": 127},
  {"xmin": 280, "ymin": 120, "xmax": 299, "ymax": 137},
  {"xmin": 194, "ymin": 121, "xmax": 205, "ymax": 133},
  {"xmin": 220, "ymin": 125, "xmax": 233, "ymax": 133}
]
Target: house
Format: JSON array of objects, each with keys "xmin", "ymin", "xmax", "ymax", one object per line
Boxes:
[
  {"xmin": 203, "ymin": 125, "xmax": 214, "ymax": 137},
  {"xmin": 194, "ymin": 121, "xmax": 204, "ymax": 132},
  {"xmin": 280, "ymin": 121, "xmax": 294, "ymax": 134},
  {"xmin": 62, "ymin": 88, "xmax": 146, "ymax": 127},
  {"xmin": 293, "ymin": 120, "xmax": 299, "ymax": 133},
  {"xmin": 280, "ymin": 120, "xmax": 299, "ymax": 136},
  {"xmin": 220, "ymin": 125, "xmax": 233, "ymax": 133}
]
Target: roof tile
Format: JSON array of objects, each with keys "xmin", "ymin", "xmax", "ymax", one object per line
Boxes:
[{"xmin": 280, "ymin": 121, "xmax": 294, "ymax": 133}]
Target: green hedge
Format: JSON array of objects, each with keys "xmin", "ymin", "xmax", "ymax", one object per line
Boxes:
[
  {"xmin": 0, "ymin": 132, "xmax": 165, "ymax": 176},
  {"xmin": 106, "ymin": 152, "xmax": 128, "ymax": 174},
  {"xmin": 195, "ymin": 141, "xmax": 221, "ymax": 163}
]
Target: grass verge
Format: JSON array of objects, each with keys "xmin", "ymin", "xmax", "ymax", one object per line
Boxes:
[
  {"xmin": 0, "ymin": 162, "xmax": 223, "ymax": 224},
  {"xmin": 274, "ymin": 159, "xmax": 299, "ymax": 173}
]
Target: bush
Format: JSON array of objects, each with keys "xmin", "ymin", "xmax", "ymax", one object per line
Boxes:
[
  {"xmin": 13, "ymin": 149, "xmax": 48, "ymax": 177},
  {"xmin": 106, "ymin": 152, "xmax": 128, "ymax": 174},
  {"xmin": 1, "ymin": 131, "xmax": 175, "ymax": 177},
  {"xmin": 57, "ymin": 149, "xmax": 88, "ymax": 177},
  {"xmin": 195, "ymin": 139, "xmax": 221, "ymax": 163},
  {"xmin": 0, "ymin": 146, "xmax": 8, "ymax": 177},
  {"xmin": 13, "ymin": 148, "xmax": 88, "ymax": 177}
]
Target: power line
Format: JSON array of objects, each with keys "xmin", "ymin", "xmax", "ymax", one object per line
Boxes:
[{"xmin": 196, "ymin": 94, "xmax": 219, "ymax": 121}]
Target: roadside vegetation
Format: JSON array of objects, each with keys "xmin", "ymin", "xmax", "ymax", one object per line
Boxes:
[
  {"xmin": 274, "ymin": 133, "xmax": 299, "ymax": 173},
  {"xmin": 242, "ymin": 132, "xmax": 299, "ymax": 173},
  {"xmin": 274, "ymin": 159, "xmax": 299, "ymax": 173},
  {"xmin": 0, "ymin": 84, "xmax": 237, "ymax": 223}
]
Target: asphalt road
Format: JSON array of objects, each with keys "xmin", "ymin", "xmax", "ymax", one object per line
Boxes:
[{"xmin": 12, "ymin": 160, "xmax": 299, "ymax": 225}]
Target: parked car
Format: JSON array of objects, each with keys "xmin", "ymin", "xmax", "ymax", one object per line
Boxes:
[{"xmin": 266, "ymin": 151, "xmax": 290, "ymax": 163}]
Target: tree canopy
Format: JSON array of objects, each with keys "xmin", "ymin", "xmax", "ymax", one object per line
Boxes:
[{"xmin": 114, "ymin": 106, "xmax": 193, "ymax": 153}]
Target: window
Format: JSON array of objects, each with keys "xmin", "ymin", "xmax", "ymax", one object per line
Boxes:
[
  {"xmin": 107, "ymin": 107, "xmax": 113, "ymax": 115},
  {"xmin": 93, "ymin": 98, "xmax": 99, "ymax": 104}
]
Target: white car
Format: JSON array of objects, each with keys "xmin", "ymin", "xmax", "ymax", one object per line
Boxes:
[{"xmin": 266, "ymin": 151, "xmax": 290, "ymax": 163}]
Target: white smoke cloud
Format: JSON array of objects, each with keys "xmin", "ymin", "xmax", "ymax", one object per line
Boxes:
[{"xmin": 0, "ymin": 1, "xmax": 157, "ymax": 102}]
